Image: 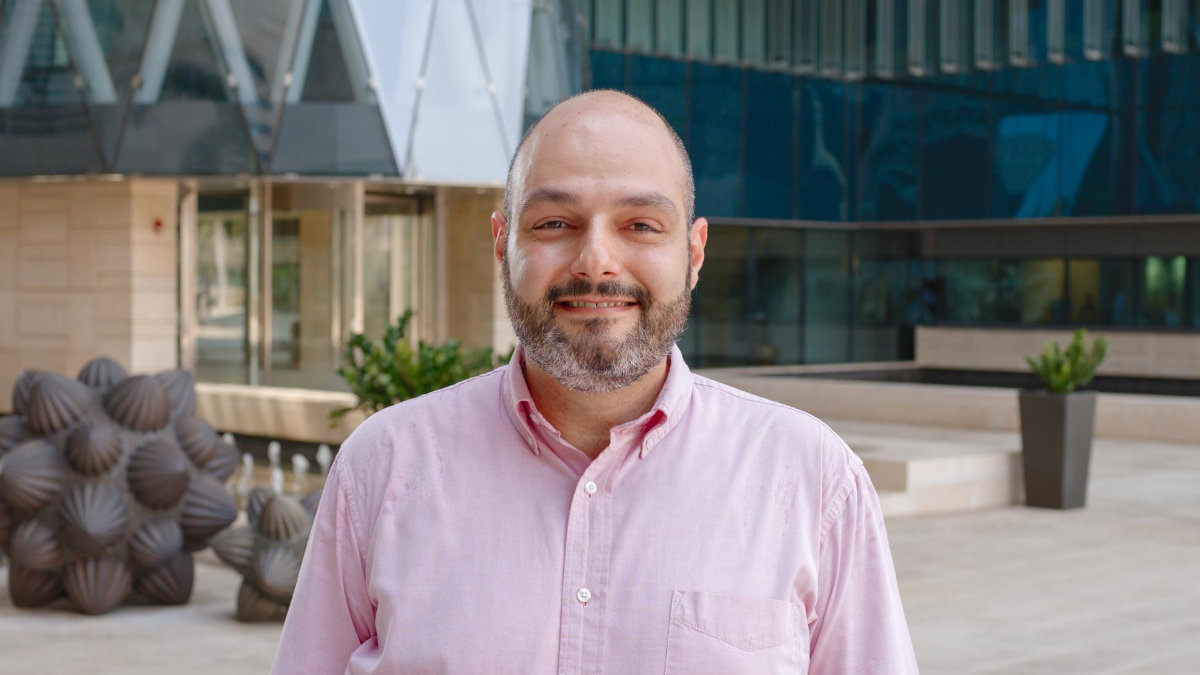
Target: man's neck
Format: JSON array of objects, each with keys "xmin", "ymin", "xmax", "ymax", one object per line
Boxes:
[{"xmin": 522, "ymin": 355, "xmax": 669, "ymax": 461}]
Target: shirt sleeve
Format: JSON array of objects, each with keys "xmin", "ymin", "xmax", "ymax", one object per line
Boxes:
[
  {"xmin": 272, "ymin": 457, "xmax": 377, "ymax": 674},
  {"xmin": 808, "ymin": 463, "xmax": 919, "ymax": 674}
]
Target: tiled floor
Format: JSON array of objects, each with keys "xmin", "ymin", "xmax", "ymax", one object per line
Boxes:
[{"xmin": 1, "ymin": 427, "xmax": 1197, "ymax": 673}]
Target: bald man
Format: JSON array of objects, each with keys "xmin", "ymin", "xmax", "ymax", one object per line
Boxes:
[{"xmin": 274, "ymin": 91, "xmax": 918, "ymax": 674}]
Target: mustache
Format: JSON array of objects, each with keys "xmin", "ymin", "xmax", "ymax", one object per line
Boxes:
[{"xmin": 545, "ymin": 279, "xmax": 651, "ymax": 306}]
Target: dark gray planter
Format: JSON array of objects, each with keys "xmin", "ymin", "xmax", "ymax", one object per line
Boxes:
[{"xmin": 1018, "ymin": 390, "xmax": 1097, "ymax": 509}]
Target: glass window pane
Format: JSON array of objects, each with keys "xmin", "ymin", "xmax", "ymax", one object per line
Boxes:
[
  {"xmin": 794, "ymin": 0, "xmax": 818, "ymax": 71},
  {"xmin": 595, "ymin": 0, "xmax": 622, "ymax": 47},
  {"xmin": 224, "ymin": 0, "xmax": 305, "ymax": 165},
  {"xmin": 117, "ymin": 0, "xmax": 257, "ymax": 174},
  {"xmin": 689, "ymin": 62, "xmax": 742, "ymax": 217},
  {"xmin": 686, "ymin": 0, "xmax": 711, "ymax": 58},
  {"xmin": 796, "ymin": 80, "xmax": 848, "ymax": 221},
  {"xmin": 856, "ymin": 84, "xmax": 919, "ymax": 221},
  {"xmin": 974, "ymin": 0, "xmax": 1007, "ymax": 69},
  {"xmin": 196, "ymin": 196, "xmax": 249, "ymax": 384},
  {"xmin": 744, "ymin": 69, "xmax": 794, "ymax": 219},
  {"xmin": 713, "ymin": 0, "xmax": 738, "ymax": 61},
  {"xmin": 1015, "ymin": 258, "xmax": 1067, "ymax": 323},
  {"xmin": 844, "ymin": 0, "xmax": 866, "ymax": 78},
  {"xmin": 656, "ymin": 0, "xmax": 684, "ymax": 54},
  {"xmin": 268, "ymin": 202, "xmax": 343, "ymax": 389},
  {"xmin": 1136, "ymin": 108, "xmax": 1200, "ymax": 215},
  {"xmin": 0, "ymin": 0, "xmax": 105, "ymax": 175},
  {"xmin": 362, "ymin": 215, "xmax": 392, "ymax": 342},
  {"xmin": 766, "ymin": 0, "xmax": 791, "ymax": 64},
  {"xmin": 70, "ymin": 0, "xmax": 156, "ymax": 167},
  {"xmin": 271, "ymin": 0, "xmax": 396, "ymax": 175},
  {"xmin": 854, "ymin": 231, "xmax": 917, "ymax": 361},
  {"xmin": 1140, "ymin": 255, "xmax": 1188, "ymax": 326},
  {"xmin": 692, "ymin": 226, "xmax": 751, "ymax": 366},
  {"xmin": 626, "ymin": 0, "xmax": 652, "ymax": 51},
  {"xmin": 921, "ymin": 91, "xmax": 989, "ymax": 219},
  {"xmin": 628, "ymin": 55, "xmax": 687, "ymax": 143},
  {"xmin": 750, "ymin": 228, "xmax": 804, "ymax": 364},
  {"xmin": 803, "ymin": 229, "xmax": 851, "ymax": 363},
  {"xmin": 742, "ymin": 0, "xmax": 766, "ymax": 63},
  {"xmin": 940, "ymin": 0, "xmax": 971, "ymax": 72},
  {"xmin": 875, "ymin": 0, "xmax": 903, "ymax": 77},
  {"xmin": 819, "ymin": 0, "xmax": 843, "ymax": 76}
]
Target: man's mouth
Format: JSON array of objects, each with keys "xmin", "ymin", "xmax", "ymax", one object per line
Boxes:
[{"xmin": 559, "ymin": 300, "xmax": 638, "ymax": 309}]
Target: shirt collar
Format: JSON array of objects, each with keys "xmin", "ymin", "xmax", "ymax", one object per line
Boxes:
[{"xmin": 501, "ymin": 343, "xmax": 694, "ymax": 459}]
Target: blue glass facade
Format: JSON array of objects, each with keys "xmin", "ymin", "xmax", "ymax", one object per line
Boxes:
[{"xmin": 581, "ymin": 0, "xmax": 1200, "ymax": 366}]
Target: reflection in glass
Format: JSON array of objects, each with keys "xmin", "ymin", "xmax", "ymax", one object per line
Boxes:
[
  {"xmin": 117, "ymin": 0, "xmax": 257, "ymax": 174},
  {"xmin": 804, "ymin": 230, "xmax": 851, "ymax": 363},
  {"xmin": 626, "ymin": 1, "xmax": 651, "ymax": 51},
  {"xmin": 690, "ymin": 62, "xmax": 742, "ymax": 217},
  {"xmin": 656, "ymin": 0, "xmax": 684, "ymax": 54},
  {"xmin": 1141, "ymin": 255, "xmax": 1188, "ymax": 327},
  {"xmin": 271, "ymin": 0, "xmax": 396, "ymax": 175},
  {"xmin": 0, "ymin": 0, "xmax": 104, "ymax": 175},
  {"xmin": 196, "ymin": 203, "xmax": 249, "ymax": 384},
  {"xmin": 713, "ymin": 0, "xmax": 738, "ymax": 62},
  {"xmin": 686, "ymin": 0, "xmax": 711, "ymax": 58},
  {"xmin": 269, "ymin": 206, "xmax": 342, "ymax": 389}
]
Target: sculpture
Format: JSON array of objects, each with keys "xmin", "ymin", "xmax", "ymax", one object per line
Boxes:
[
  {"xmin": 209, "ymin": 486, "xmax": 322, "ymax": 621},
  {"xmin": 0, "ymin": 357, "xmax": 239, "ymax": 614}
]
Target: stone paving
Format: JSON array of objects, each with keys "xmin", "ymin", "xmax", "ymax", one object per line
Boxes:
[{"xmin": 1, "ymin": 425, "xmax": 1197, "ymax": 674}]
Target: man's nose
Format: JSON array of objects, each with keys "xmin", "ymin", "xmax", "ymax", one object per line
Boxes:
[{"xmin": 571, "ymin": 226, "xmax": 620, "ymax": 280}]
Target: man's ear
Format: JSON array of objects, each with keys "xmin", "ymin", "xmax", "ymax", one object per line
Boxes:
[
  {"xmin": 491, "ymin": 211, "xmax": 507, "ymax": 277},
  {"xmin": 688, "ymin": 217, "xmax": 708, "ymax": 290}
]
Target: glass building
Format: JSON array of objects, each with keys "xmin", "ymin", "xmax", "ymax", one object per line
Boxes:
[
  {"xmin": 582, "ymin": 0, "xmax": 1200, "ymax": 365},
  {"xmin": 1, "ymin": 0, "xmax": 1199, "ymax": 429}
]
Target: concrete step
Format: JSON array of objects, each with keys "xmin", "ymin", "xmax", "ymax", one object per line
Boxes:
[{"xmin": 847, "ymin": 437, "xmax": 1022, "ymax": 518}]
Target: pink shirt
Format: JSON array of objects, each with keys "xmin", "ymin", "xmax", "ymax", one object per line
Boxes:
[{"xmin": 273, "ymin": 347, "xmax": 917, "ymax": 674}]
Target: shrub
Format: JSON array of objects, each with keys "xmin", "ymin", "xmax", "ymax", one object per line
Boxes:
[
  {"xmin": 331, "ymin": 310, "xmax": 512, "ymax": 421},
  {"xmin": 1024, "ymin": 328, "xmax": 1108, "ymax": 393}
]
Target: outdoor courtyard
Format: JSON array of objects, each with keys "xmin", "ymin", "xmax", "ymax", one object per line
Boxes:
[{"xmin": 2, "ymin": 422, "xmax": 1196, "ymax": 674}]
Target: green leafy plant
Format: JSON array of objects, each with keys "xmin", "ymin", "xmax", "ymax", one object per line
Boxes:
[
  {"xmin": 1024, "ymin": 328, "xmax": 1108, "ymax": 393},
  {"xmin": 331, "ymin": 310, "xmax": 513, "ymax": 421}
]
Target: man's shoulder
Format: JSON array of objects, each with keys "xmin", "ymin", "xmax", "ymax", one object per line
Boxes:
[
  {"xmin": 333, "ymin": 367, "xmax": 507, "ymax": 468},
  {"xmin": 687, "ymin": 374, "xmax": 862, "ymax": 475}
]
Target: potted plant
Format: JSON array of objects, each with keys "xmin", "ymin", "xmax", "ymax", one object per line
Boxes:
[{"xmin": 1020, "ymin": 328, "xmax": 1108, "ymax": 509}]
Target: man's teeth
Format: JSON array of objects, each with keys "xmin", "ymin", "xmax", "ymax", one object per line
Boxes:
[{"xmin": 563, "ymin": 301, "xmax": 632, "ymax": 308}]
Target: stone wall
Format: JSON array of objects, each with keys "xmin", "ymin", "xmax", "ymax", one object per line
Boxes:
[{"xmin": 0, "ymin": 179, "xmax": 178, "ymax": 412}]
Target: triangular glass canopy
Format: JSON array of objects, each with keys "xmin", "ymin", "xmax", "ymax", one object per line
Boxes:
[
  {"xmin": 0, "ymin": 0, "xmax": 105, "ymax": 175},
  {"xmin": 65, "ymin": 0, "xmax": 156, "ymax": 168},
  {"xmin": 270, "ymin": 0, "xmax": 396, "ymax": 175},
  {"xmin": 115, "ymin": 0, "xmax": 256, "ymax": 174}
]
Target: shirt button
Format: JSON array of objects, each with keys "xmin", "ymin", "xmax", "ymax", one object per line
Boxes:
[
  {"xmin": 583, "ymin": 481, "xmax": 598, "ymax": 495},
  {"xmin": 576, "ymin": 587, "xmax": 592, "ymax": 604}
]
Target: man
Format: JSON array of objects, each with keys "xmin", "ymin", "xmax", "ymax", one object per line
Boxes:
[{"xmin": 273, "ymin": 90, "xmax": 918, "ymax": 673}]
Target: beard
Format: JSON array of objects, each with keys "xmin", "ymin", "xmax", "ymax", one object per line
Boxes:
[{"xmin": 503, "ymin": 260, "xmax": 691, "ymax": 393}]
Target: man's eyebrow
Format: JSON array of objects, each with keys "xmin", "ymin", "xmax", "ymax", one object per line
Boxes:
[
  {"xmin": 518, "ymin": 187, "xmax": 579, "ymax": 219},
  {"xmin": 615, "ymin": 191, "xmax": 680, "ymax": 220}
]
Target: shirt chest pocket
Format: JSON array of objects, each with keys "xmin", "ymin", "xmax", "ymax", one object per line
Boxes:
[{"xmin": 664, "ymin": 590, "xmax": 809, "ymax": 675}]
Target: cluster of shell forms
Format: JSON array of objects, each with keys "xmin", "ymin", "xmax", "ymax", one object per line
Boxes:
[
  {"xmin": 0, "ymin": 357, "xmax": 239, "ymax": 614},
  {"xmin": 210, "ymin": 486, "xmax": 321, "ymax": 621}
]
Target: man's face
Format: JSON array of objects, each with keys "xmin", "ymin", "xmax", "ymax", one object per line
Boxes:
[{"xmin": 493, "ymin": 101, "xmax": 707, "ymax": 392}]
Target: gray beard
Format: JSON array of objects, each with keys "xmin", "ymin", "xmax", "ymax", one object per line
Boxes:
[{"xmin": 502, "ymin": 263, "xmax": 691, "ymax": 393}]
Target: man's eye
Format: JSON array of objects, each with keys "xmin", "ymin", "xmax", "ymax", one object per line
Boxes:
[
  {"xmin": 535, "ymin": 220, "xmax": 567, "ymax": 230},
  {"xmin": 628, "ymin": 222, "xmax": 658, "ymax": 232}
]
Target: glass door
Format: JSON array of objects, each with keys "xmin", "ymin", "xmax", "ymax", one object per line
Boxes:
[{"xmin": 194, "ymin": 193, "xmax": 251, "ymax": 383}]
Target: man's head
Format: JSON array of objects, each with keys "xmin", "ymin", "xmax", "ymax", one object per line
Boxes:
[{"xmin": 492, "ymin": 90, "xmax": 708, "ymax": 393}]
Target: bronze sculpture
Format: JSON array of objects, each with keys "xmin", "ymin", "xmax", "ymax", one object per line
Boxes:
[
  {"xmin": 0, "ymin": 357, "xmax": 239, "ymax": 614},
  {"xmin": 210, "ymin": 486, "xmax": 321, "ymax": 621}
]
